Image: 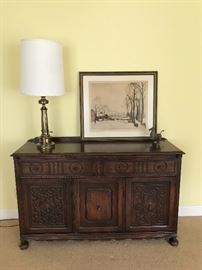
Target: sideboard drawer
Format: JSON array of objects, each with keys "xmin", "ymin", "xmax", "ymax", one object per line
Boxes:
[
  {"xmin": 18, "ymin": 160, "xmax": 94, "ymax": 177},
  {"xmin": 103, "ymin": 158, "xmax": 177, "ymax": 177},
  {"xmin": 18, "ymin": 157, "xmax": 177, "ymax": 177}
]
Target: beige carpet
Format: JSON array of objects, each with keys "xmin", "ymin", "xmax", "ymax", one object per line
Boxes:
[{"xmin": 0, "ymin": 217, "xmax": 201, "ymax": 270}]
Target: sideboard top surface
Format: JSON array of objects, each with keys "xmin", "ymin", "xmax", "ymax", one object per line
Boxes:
[{"xmin": 12, "ymin": 137, "xmax": 184, "ymax": 156}]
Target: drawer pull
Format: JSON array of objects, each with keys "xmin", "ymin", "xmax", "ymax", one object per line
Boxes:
[{"xmin": 96, "ymin": 205, "xmax": 101, "ymax": 211}]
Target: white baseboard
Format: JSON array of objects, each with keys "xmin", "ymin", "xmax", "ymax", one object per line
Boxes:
[
  {"xmin": 178, "ymin": 206, "xmax": 202, "ymax": 217},
  {"xmin": 0, "ymin": 209, "xmax": 18, "ymax": 220},
  {"xmin": 0, "ymin": 206, "xmax": 201, "ymax": 220}
]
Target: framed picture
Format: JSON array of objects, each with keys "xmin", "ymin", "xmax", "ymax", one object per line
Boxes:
[{"xmin": 80, "ymin": 71, "xmax": 157, "ymax": 141}]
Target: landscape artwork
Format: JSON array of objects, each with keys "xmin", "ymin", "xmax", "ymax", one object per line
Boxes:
[{"xmin": 80, "ymin": 72, "xmax": 157, "ymax": 140}]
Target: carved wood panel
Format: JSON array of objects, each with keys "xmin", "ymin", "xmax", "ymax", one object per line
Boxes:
[
  {"xmin": 104, "ymin": 158, "xmax": 177, "ymax": 177},
  {"xmin": 19, "ymin": 157, "xmax": 176, "ymax": 177},
  {"xmin": 20, "ymin": 178, "xmax": 72, "ymax": 233},
  {"xmin": 30, "ymin": 186, "xmax": 65, "ymax": 225},
  {"xmin": 19, "ymin": 160, "xmax": 103, "ymax": 177},
  {"xmin": 126, "ymin": 178, "xmax": 176, "ymax": 231}
]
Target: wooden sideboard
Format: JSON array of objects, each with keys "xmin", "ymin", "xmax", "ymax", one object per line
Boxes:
[{"xmin": 12, "ymin": 137, "xmax": 184, "ymax": 249}]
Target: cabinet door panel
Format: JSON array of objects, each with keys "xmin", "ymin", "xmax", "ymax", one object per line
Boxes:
[
  {"xmin": 19, "ymin": 178, "xmax": 72, "ymax": 233},
  {"xmin": 75, "ymin": 178, "xmax": 123, "ymax": 232},
  {"xmin": 86, "ymin": 188, "xmax": 112, "ymax": 221},
  {"xmin": 126, "ymin": 178, "xmax": 176, "ymax": 231}
]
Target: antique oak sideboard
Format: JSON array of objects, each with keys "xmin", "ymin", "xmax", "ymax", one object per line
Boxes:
[{"xmin": 12, "ymin": 137, "xmax": 184, "ymax": 249}]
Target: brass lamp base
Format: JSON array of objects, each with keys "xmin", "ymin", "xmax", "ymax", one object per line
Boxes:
[
  {"xmin": 37, "ymin": 96, "xmax": 55, "ymax": 152},
  {"xmin": 37, "ymin": 135, "xmax": 55, "ymax": 151}
]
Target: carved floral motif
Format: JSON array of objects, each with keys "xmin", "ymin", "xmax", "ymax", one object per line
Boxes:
[
  {"xmin": 153, "ymin": 161, "xmax": 167, "ymax": 173},
  {"xmin": 30, "ymin": 186, "xmax": 65, "ymax": 225},
  {"xmin": 104, "ymin": 159, "xmax": 176, "ymax": 176},
  {"xmin": 30, "ymin": 163, "xmax": 43, "ymax": 174},
  {"xmin": 115, "ymin": 162, "xmax": 128, "ymax": 173},
  {"xmin": 70, "ymin": 162, "xmax": 83, "ymax": 174},
  {"xmin": 132, "ymin": 183, "xmax": 169, "ymax": 226}
]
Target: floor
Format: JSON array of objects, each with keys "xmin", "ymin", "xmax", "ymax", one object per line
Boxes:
[{"xmin": 0, "ymin": 217, "xmax": 201, "ymax": 270}]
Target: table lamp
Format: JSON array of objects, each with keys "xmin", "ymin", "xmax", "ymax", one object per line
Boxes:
[{"xmin": 21, "ymin": 38, "xmax": 65, "ymax": 151}]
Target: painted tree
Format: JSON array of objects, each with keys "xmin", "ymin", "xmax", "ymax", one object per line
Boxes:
[
  {"xmin": 125, "ymin": 81, "xmax": 146, "ymax": 126},
  {"xmin": 125, "ymin": 82, "xmax": 139, "ymax": 126},
  {"xmin": 133, "ymin": 81, "xmax": 146, "ymax": 125},
  {"xmin": 125, "ymin": 95, "xmax": 131, "ymax": 117}
]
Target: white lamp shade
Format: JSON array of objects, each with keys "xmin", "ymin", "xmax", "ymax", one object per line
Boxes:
[{"xmin": 21, "ymin": 39, "xmax": 65, "ymax": 96}]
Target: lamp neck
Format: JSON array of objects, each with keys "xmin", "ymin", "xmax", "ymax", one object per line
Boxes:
[
  {"xmin": 39, "ymin": 96, "xmax": 49, "ymax": 106},
  {"xmin": 39, "ymin": 96, "xmax": 49, "ymax": 135},
  {"xmin": 37, "ymin": 96, "xmax": 54, "ymax": 151}
]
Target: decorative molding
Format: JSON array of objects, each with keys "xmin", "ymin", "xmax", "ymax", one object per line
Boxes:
[{"xmin": 0, "ymin": 206, "xmax": 202, "ymax": 220}]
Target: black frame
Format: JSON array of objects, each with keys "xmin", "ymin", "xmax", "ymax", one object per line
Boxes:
[{"xmin": 79, "ymin": 71, "xmax": 157, "ymax": 141}]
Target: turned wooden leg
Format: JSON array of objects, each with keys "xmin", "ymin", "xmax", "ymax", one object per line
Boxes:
[
  {"xmin": 168, "ymin": 237, "xmax": 179, "ymax": 247},
  {"xmin": 19, "ymin": 239, "xmax": 29, "ymax": 250}
]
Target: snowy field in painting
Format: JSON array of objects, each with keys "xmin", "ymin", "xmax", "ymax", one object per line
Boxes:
[{"xmin": 90, "ymin": 119, "xmax": 147, "ymax": 132}]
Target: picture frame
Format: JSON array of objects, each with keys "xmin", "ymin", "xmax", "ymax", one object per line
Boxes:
[{"xmin": 80, "ymin": 71, "xmax": 157, "ymax": 141}]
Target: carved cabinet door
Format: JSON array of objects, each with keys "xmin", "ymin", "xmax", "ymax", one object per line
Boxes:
[
  {"xmin": 126, "ymin": 177, "xmax": 177, "ymax": 231},
  {"xmin": 18, "ymin": 178, "xmax": 72, "ymax": 233},
  {"xmin": 74, "ymin": 178, "xmax": 123, "ymax": 232}
]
